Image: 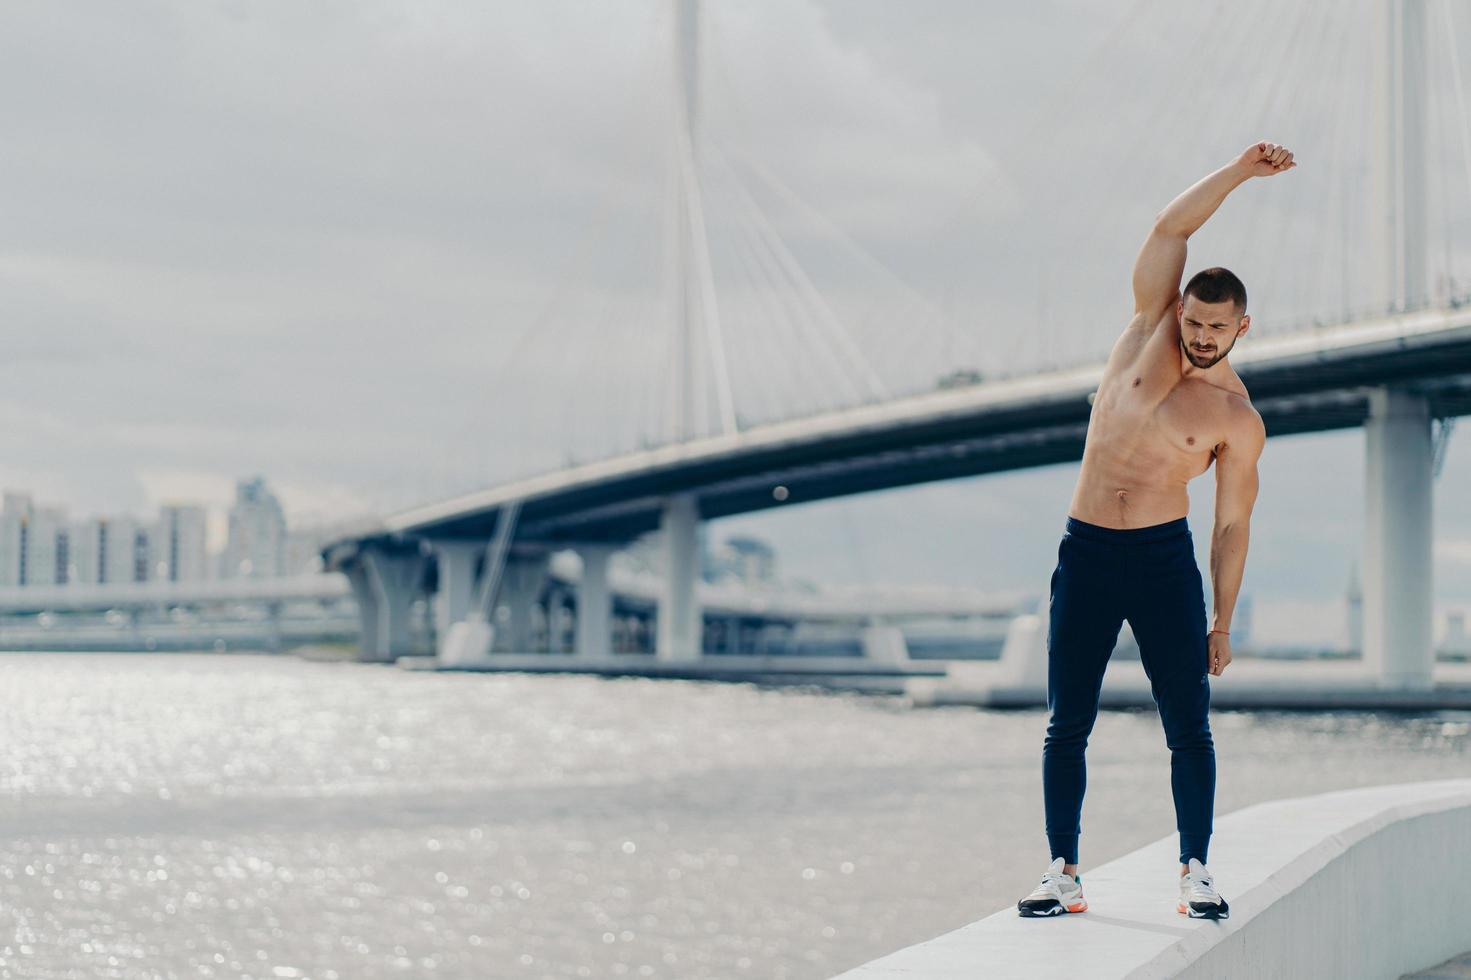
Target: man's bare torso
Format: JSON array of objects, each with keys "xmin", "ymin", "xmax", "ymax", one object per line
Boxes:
[{"xmin": 1069, "ymin": 308, "xmax": 1255, "ymax": 529}]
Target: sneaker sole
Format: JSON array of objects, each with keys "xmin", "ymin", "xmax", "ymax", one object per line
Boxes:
[
  {"xmin": 1018, "ymin": 901, "xmax": 1087, "ymax": 917},
  {"xmin": 1177, "ymin": 901, "xmax": 1230, "ymax": 920}
]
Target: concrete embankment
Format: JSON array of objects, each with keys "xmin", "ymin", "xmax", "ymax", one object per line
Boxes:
[{"xmin": 833, "ymin": 779, "xmax": 1471, "ymax": 980}]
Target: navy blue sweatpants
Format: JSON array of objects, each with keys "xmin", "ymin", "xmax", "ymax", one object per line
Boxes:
[{"xmin": 1042, "ymin": 516, "xmax": 1215, "ymax": 867}]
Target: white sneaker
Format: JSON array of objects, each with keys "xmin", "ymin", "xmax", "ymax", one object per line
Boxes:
[
  {"xmin": 1178, "ymin": 857, "xmax": 1230, "ymax": 919},
  {"xmin": 1017, "ymin": 856, "xmax": 1088, "ymax": 917}
]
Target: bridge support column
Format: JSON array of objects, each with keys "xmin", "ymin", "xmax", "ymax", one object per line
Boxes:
[
  {"xmin": 546, "ymin": 587, "xmax": 570, "ymax": 653},
  {"xmin": 429, "ymin": 541, "xmax": 481, "ymax": 654},
  {"xmin": 266, "ymin": 600, "xmax": 284, "ymax": 653},
  {"xmin": 1363, "ymin": 386, "xmax": 1434, "ymax": 689},
  {"xmin": 656, "ymin": 493, "xmax": 702, "ymax": 662},
  {"xmin": 358, "ymin": 546, "xmax": 427, "ymax": 663},
  {"xmin": 496, "ymin": 554, "xmax": 549, "ymax": 653},
  {"xmin": 345, "ymin": 564, "xmax": 380, "ymax": 656},
  {"xmin": 574, "ymin": 544, "xmax": 615, "ymax": 661}
]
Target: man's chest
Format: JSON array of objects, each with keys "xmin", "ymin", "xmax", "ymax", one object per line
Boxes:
[
  {"xmin": 1152, "ymin": 384, "xmax": 1224, "ymax": 455},
  {"xmin": 1100, "ymin": 378, "xmax": 1224, "ymax": 459}
]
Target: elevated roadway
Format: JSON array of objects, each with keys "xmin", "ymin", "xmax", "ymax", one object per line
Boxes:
[
  {"xmin": 328, "ymin": 305, "xmax": 1471, "ymax": 551},
  {"xmin": 324, "ymin": 305, "xmax": 1471, "ymax": 679}
]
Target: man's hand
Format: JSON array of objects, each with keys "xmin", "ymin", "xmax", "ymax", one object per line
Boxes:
[
  {"xmin": 1208, "ymin": 631, "xmax": 1233, "ymax": 676},
  {"xmin": 1238, "ymin": 141, "xmax": 1297, "ymax": 178}
]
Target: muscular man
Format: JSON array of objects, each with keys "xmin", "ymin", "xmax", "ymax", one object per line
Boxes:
[{"xmin": 1016, "ymin": 141, "xmax": 1295, "ymax": 921}]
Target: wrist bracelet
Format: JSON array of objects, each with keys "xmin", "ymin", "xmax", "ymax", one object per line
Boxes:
[{"xmin": 1209, "ymin": 629, "xmax": 1229, "ymax": 635}]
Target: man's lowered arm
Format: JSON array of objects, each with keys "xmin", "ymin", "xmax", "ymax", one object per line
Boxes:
[{"xmin": 1207, "ymin": 408, "xmax": 1267, "ymax": 676}]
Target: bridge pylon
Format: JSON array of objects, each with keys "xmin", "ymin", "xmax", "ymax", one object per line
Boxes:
[
  {"xmin": 666, "ymin": 0, "xmax": 735, "ymax": 444},
  {"xmin": 1361, "ymin": 0, "xmax": 1435, "ymax": 690}
]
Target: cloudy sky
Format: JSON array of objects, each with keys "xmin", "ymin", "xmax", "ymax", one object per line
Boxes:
[{"xmin": 4, "ymin": 0, "xmax": 1471, "ymax": 644}]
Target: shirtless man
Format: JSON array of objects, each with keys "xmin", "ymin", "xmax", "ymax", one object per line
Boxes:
[{"xmin": 1016, "ymin": 141, "xmax": 1295, "ymax": 921}]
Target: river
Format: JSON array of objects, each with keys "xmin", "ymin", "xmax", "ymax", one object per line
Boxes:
[{"xmin": 0, "ymin": 653, "xmax": 1466, "ymax": 979}]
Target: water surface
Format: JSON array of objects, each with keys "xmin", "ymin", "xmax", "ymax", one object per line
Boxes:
[{"xmin": 0, "ymin": 653, "xmax": 1466, "ymax": 978}]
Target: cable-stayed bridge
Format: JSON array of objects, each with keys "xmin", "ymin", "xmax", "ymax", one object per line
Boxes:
[{"xmin": 326, "ymin": 0, "xmax": 1471, "ymax": 695}]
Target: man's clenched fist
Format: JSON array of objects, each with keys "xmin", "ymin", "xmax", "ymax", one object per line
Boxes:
[{"xmin": 1239, "ymin": 141, "xmax": 1296, "ymax": 177}]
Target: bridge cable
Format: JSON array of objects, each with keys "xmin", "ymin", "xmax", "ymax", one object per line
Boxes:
[
  {"xmin": 706, "ymin": 168, "xmax": 815, "ymax": 423},
  {"xmin": 1433, "ymin": 417, "xmax": 1457, "ymax": 479},
  {"xmin": 1427, "ymin": 1, "xmax": 1454, "ymax": 304},
  {"xmin": 1437, "ymin": 0, "xmax": 1471, "ymax": 296},
  {"xmin": 708, "ymin": 145, "xmax": 876, "ymax": 411},
  {"xmin": 682, "ymin": 128, "xmax": 741, "ymax": 436},
  {"xmin": 708, "ymin": 157, "xmax": 842, "ymax": 422},
  {"xmin": 1308, "ymin": 0, "xmax": 1360, "ymax": 327},
  {"xmin": 724, "ymin": 144, "xmax": 990, "ymax": 389},
  {"xmin": 711, "ymin": 143, "xmax": 891, "ymax": 404},
  {"xmin": 471, "ymin": 499, "xmax": 522, "ymax": 620},
  {"xmin": 1250, "ymin": 0, "xmax": 1344, "ymax": 329}
]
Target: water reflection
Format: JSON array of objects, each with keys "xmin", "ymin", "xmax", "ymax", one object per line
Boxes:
[{"xmin": 0, "ymin": 653, "xmax": 1465, "ymax": 978}]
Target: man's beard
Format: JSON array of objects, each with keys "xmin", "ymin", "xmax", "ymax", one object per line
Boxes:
[{"xmin": 1181, "ymin": 337, "xmax": 1231, "ymax": 368}]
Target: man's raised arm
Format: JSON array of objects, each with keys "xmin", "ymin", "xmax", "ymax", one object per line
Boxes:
[{"xmin": 1131, "ymin": 142, "xmax": 1297, "ymax": 319}]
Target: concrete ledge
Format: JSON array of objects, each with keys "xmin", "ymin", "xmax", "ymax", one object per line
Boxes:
[
  {"xmin": 910, "ymin": 657, "xmax": 1471, "ymax": 710},
  {"xmin": 394, "ymin": 653, "xmax": 944, "ymax": 693},
  {"xmin": 833, "ymin": 779, "xmax": 1471, "ymax": 979},
  {"xmin": 397, "ymin": 653, "xmax": 944, "ymax": 676}
]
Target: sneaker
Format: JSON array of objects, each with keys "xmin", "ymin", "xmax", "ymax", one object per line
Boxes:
[
  {"xmin": 1017, "ymin": 856, "xmax": 1088, "ymax": 917},
  {"xmin": 1178, "ymin": 857, "xmax": 1230, "ymax": 919}
]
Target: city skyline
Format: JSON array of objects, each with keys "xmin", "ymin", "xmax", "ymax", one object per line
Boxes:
[{"xmin": 0, "ymin": 475, "xmax": 323, "ymax": 585}]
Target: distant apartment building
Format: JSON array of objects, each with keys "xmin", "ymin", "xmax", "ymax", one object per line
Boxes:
[
  {"xmin": 723, "ymin": 535, "xmax": 777, "ymax": 586},
  {"xmin": 1346, "ymin": 563, "xmax": 1363, "ymax": 653},
  {"xmin": 72, "ymin": 516, "xmax": 151, "ymax": 585},
  {"xmin": 0, "ymin": 492, "xmax": 26, "ymax": 585},
  {"xmin": 224, "ymin": 477, "xmax": 286, "ymax": 578},
  {"xmin": 0, "ymin": 493, "xmax": 71, "ymax": 586},
  {"xmin": 158, "ymin": 504, "xmax": 208, "ymax": 583},
  {"xmin": 1443, "ymin": 611, "xmax": 1470, "ymax": 657},
  {"xmin": 701, "ymin": 533, "xmax": 777, "ymax": 587},
  {"xmin": 56, "ymin": 524, "xmax": 72, "ymax": 585},
  {"xmin": 25, "ymin": 506, "xmax": 67, "ymax": 586}
]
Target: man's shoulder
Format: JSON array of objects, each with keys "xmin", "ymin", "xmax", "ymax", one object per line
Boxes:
[{"xmin": 1220, "ymin": 390, "xmax": 1265, "ymax": 449}]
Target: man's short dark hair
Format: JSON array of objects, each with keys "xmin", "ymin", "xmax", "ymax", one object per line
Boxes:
[{"xmin": 1183, "ymin": 267, "xmax": 1247, "ymax": 313}]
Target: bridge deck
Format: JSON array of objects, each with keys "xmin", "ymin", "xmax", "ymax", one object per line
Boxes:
[{"xmin": 328, "ymin": 305, "xmax": 1471, "ymax": 557}]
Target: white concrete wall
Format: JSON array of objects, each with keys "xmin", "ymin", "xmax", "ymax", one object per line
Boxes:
[{"xmin": 833, "ymin": 779, "xmax": 1471, "ymax": 979}]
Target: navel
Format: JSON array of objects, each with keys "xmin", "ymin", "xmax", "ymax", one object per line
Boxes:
[{"xmin": 1131, "ymin": 377, "xmax": 1141, "ymax": 387}]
